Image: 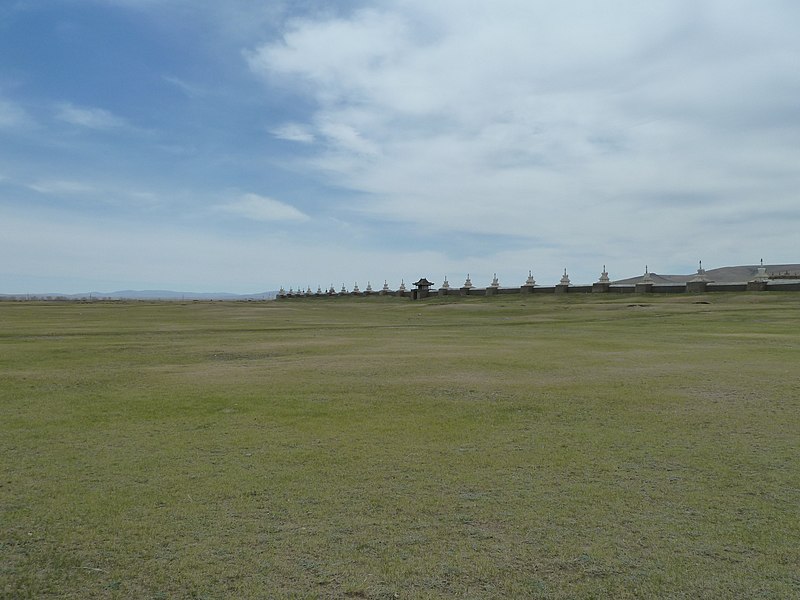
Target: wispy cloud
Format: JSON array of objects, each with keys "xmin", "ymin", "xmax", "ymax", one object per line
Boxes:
[
  {"xmin": 318, "ymin": 120, "xmax": 380, "ymax": 156},
  {"xmin": 55, "ymin": 102, "xmax": 128, "ymax": 130},
  {"xmin": 23, "ymin": 177, "xmax": 163, "ymax": 210},
  {"xmin": 28, "ymin": 179, "xmax": 97, "ymax": 195},
  {"xmin": 162, "ymin": 75, "xmax": 207, "ymax": 98},
  {"xmin": 0, "ymin": 97, "xmax": 32, "ymax": 129},
  {"xmin": 270, "ymin": 122, "xmax": 315, "ymax": 143},
  {"xmin": 217, "ymin": 193, "xmax": 309, "ymax": 222}
]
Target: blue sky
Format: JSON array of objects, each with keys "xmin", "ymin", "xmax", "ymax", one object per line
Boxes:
[{"xmin": 1, "ymin": 0, "xmax": 798, "ymax": 294}]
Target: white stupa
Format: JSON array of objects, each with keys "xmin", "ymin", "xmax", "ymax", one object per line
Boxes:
[
  {"xmin": 598, "ymin": 265, "xmax": 610, "ymax": 283},
  {"xmin": 490, "ymin": 273, "xmax": 500, "ymax": 288},
  {"xmin": 463, "ymin": 274, "xmax": 473, "ymax": 289},
  {"xmin": 441, "ymin": 276, "xmax": 450, "ymax": 289},
  {"xmin": 559, "ymin": 269, "xmax": 571, "ymax": 285},
  {"xmin": 753, "ymin": 259, "xmax": 769, "ymax": 281},
  {"xmin": 524, "ymin": 270, "xmax": 536, "ymax": 286},
  {"xmin": 382, "ymin": 280, "xmax": 390, "ymax": 292},
  {"xmin": 690, "ymin": 260, "xmax": 709, "ymax": 282},
  {"xmin": 398, "ymin": 279, "xmax": 406, "ymax": 292},
  {"xmin": 642, "ymin": 266, "xmax": 653, "ymax": 284}
]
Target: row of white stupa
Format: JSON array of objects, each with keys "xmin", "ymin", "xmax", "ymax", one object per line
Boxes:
[
  {"xmin": 278, "ymin": 261, "xmax": 773, "ymax": 297},
  {"xmin": 279, "ymin": 266, "xmax": 611, "ymax": 296}
]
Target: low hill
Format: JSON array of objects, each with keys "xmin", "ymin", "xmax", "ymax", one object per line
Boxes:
[{"xmin": 613, "ymin": 263, "xmax": 800, "ymax": 284}]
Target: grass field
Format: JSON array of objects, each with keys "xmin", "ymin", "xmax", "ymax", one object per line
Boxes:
[{"xmin": 1, "ymin": 294, "xmax": 798, "ymax": 599}]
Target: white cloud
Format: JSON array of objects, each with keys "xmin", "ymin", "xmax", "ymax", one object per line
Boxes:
[
  {"xmin": 217, "ymin": 193, "xmax": 309, "ymax": 222},
  {"xmin": 270, "ymin": 122, "xmax": 315, "ymax": 143},
  {"xmin": 317, "ymin": 119, "xmax": 380, "ymax": 156},
  {"xmin": 56, "ymin": 102, "xmax": 127, "ymax": 129},
  {"xmin": 247, "ymin": 0, "xmax": 800, "ymax": 248}
]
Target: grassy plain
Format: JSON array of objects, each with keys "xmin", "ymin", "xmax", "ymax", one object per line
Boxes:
[{"xmin": 1, "ymin": 293, "xmax": 798, "ymax": 599}]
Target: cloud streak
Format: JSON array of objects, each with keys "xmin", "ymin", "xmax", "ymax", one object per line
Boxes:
[
  {"xmin": 27, "ymin": 179, "xmax": 98, "ymax": 195},
  {"xmin": 216, "ymin": 193, "xmax": 309, "ymax": 222},
  {"xmin": 55, "ymin": 103, "xmax": 128, "ymax": 130}
]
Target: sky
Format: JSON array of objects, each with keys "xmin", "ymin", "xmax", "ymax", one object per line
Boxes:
[{"xmin": 1, "ymin": 0, "xmax": 798, "ymax": 294}]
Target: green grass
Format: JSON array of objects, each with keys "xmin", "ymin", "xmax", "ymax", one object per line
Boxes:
[{"xmin": 1, "ymin": 294, "xmax": 798, "ymax": 598}]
